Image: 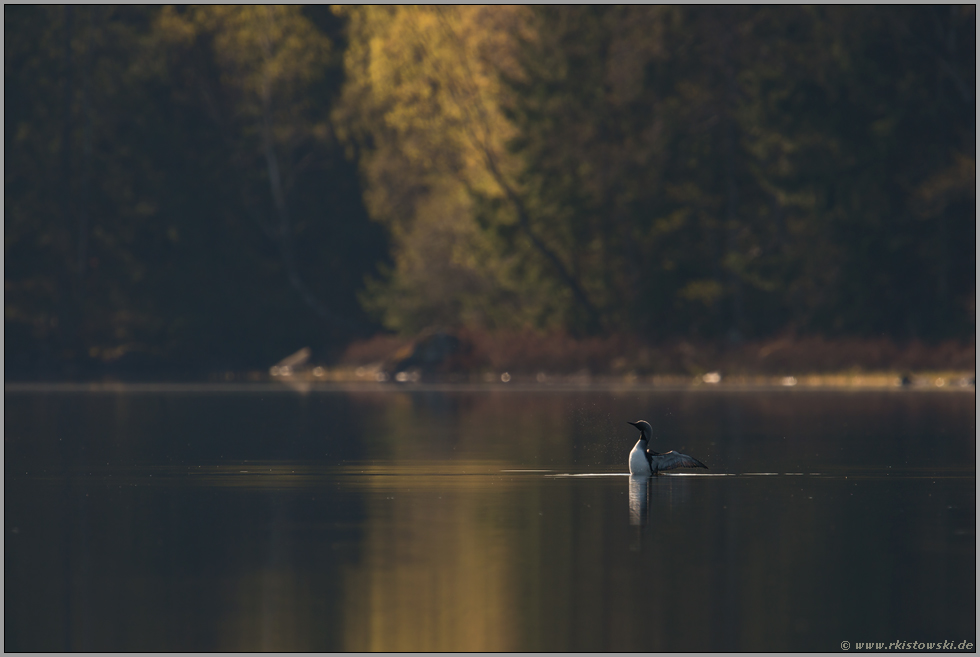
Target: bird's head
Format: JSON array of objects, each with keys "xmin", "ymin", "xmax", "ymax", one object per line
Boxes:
[{"xmin": 627, "ymin": 420, "xmax": 653, "ymax": 441}]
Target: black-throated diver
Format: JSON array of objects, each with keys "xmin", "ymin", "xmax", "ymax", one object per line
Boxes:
[{"xmin": 628, "ymin": 420, "xmax": 708, "ymax": 475}]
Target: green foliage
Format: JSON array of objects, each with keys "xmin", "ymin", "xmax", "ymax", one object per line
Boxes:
[
  {"xmin": 497, "ymin": 6, "xmax": 975, "ymax": 338},
  {"xmin": 351, "ymin": 5, "xmax": 974, "ymax": 340},
  {"xmin": 5, "ymin": 6, "xmax": 974, "ymax": 377}
]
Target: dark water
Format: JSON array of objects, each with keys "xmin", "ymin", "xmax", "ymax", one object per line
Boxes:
[{"xmin": 5, "ymin": 385, "xmax": 976, "ymax": 651}]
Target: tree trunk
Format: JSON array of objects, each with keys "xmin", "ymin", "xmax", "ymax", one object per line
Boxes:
[
  {"xmin": 482, "ymin": 150, "xmax": 604, "ymax": 330},
  {"xmin": 259, "ymin": 100, "xmax": 365, "ymax": 334}
]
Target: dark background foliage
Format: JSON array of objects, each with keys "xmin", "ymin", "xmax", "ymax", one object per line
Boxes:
[{"xmin": 4, "ymin": 6, "xmax": 974, "ymax": 379}]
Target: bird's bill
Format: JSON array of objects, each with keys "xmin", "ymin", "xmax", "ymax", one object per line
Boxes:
[{"xmin": 627, "ymin": 421, "xmax": 640, "ymax": 428}]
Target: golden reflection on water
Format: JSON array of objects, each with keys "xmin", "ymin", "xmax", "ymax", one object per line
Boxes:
[
  {"xmin": 14, "ymin": 460, "xmax": 974, "ymax": 652},
  {"xmin": 194, "ymin": 463, "xmax": 532, "ymax": 652},
  {"xmin": 340, "ymin": 472, "xmax": 521, "ymax": 651},
  {"xmin": 6, "ymin": 388, "xmax": 976, "ymax": 651},
  {"xmin": 219, "ymin": 569, "xmax": 314, "ymax": 652},
  {"xmin": 7, "ymin": 461, "xmax": 976, "ymax": 651}
]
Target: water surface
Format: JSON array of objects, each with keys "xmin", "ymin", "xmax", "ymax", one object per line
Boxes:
[{"xmin": 5, "ymin": 386, "xmax": 975, "ymax": 651}]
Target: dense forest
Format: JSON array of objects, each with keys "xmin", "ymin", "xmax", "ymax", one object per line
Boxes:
[{"xmin": 5, "ymin": 6, "xmax": 975, "ymax": 377}]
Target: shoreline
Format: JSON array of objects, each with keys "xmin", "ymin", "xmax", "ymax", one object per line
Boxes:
[{"xmin": 5, "ymin": 371, "xmax": 975, "ymax": 394}]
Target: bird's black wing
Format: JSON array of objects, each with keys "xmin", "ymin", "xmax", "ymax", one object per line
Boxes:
[{"xmin": 654, "ymin": 451, "xmax": 708, "ymax": 471}]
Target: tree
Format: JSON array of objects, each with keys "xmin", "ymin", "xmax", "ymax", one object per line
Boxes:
[
  {"xmin": 154, "ymin": 5, "xmax": 365, "ymax": 332},
  {"xmin": 336, "ymin": 6, "xmax": 607, "ymax": 333},
  {"xmin": 499, "ymin": 6, "xmax": 975, "ymax": 339},
  {"xmin": 5, "ymin": 6, "xmax": 387, "ymax": 376}
]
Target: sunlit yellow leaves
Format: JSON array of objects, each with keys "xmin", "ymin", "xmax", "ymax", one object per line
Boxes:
[
  {"xmin": 336, "ymin": 6, "xmax": 544, "ymax": 332},
  {"xmin": 155, "ymin": 6, "xmax": 196, "ymax": 47},
  {"xmin": 202, "ymin": 6, "xmax": 328, "ymax": 100},
  {"xmin": 155, "ymin": 5, "xmax": 330, "ymax": 125},
  {"xmin": 339, "ymin": 5, "xmax": 529, "ymax": 202}
]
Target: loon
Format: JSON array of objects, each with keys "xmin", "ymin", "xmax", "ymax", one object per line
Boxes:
[{"xmin": 628, "ymin": 420, "xmax": 708, "ymax": 475}]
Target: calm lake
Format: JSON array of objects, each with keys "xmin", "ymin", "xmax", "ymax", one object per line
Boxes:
[{"xmin": 5, "ymin": 384, "xmax": 976, "ymax": 651}]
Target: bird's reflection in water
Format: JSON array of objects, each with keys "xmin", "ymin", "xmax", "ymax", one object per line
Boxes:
[
  {"xmin": 628, "ymin": 476, "xmax": 649, "ymax": 552},
  {"xmin": 628, "ymin": 475, "xmax": 650, "ymax": 526},
  {"xmin": 629, "ymin": 475, "xmax": 693, "ymax": 551}
]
